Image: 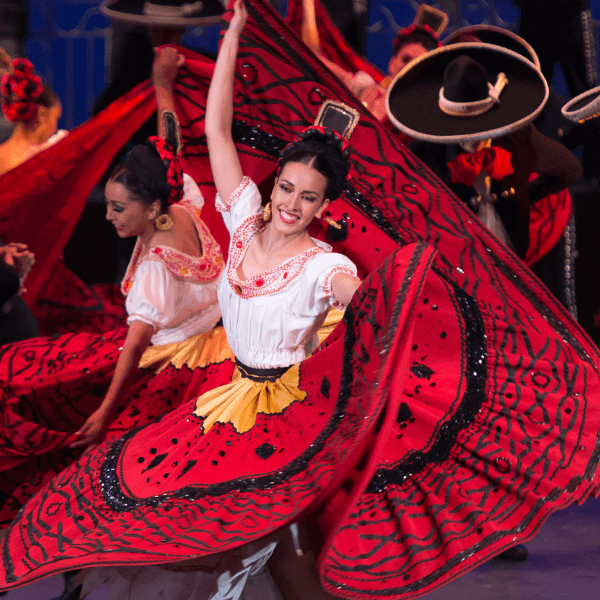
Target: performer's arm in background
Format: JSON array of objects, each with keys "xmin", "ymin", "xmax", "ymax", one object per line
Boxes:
[
  {"xmin": 205, "ymin": 0, "xmax": 246, "ymax": 203},
  {"xmin": 528, "ymin": 125, "xmax": 583, "ymax": 203},
  {"xmin": 152, "ymin": 47, "xmax": 185, "ymax": 140}
]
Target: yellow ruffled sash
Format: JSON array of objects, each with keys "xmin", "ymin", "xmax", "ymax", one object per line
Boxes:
[{"xmin": 194, "ymin": 308, "xmax": 345, "ymax": 433}]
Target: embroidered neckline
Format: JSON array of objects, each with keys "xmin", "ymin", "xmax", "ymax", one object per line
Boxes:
[
  {"xmin": 121, "ymin": 202, "xmax": 224, "ymax": 295},
  {"xmin": 227, "ymin": 213, "xmax": 327, "ymax": 298}
]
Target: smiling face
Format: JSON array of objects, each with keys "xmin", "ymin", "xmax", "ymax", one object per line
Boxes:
[
  {"xmin": 105, "ymin": 180, "xmax": 159, "ymax": 238},
  {"xmin": 270, "ymin": 160, "xmax": 330, "ymax": 235}
]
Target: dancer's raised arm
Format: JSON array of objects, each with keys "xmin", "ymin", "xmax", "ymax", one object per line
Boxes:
[
  {"xmin": 205, "ymin": 0, "xmax": 247, "ymax": 203},
  {"xmin": 152, "ymin": 46, "xmax": 185, "ymax": 141}
]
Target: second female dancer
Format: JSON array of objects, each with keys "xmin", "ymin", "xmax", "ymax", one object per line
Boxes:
[{"xmin": 0, "ymin": 47, "xmax": 233, "ymax": 528}]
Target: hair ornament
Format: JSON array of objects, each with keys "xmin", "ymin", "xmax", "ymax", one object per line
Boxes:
[
  {"xmin": 393, "ymin": 23, "xmax": 442, "ymax": 54},
  {"xmin": 1, "ymin": 56, "xmax": 44, "ymax": 122},
  {"xmin": 279, "ymin": 125, "xmax": 352, "ymax": 181},
  {"xmin": 147, "ymin": 136, "xmax": 184, "ymax": 204}
]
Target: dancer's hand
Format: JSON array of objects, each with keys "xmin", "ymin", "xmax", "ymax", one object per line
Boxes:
[
  {"xmin": 1, "ymin": 243, "xmax": 35, "ymax": 279},
  {"xmin": 153, "ymin": 46, "xmax": 185, "ymax": 90},
  {"xmin": 71, "ymin": 406, "xmax": 111, "ymax": 448},
  {"xmin": 229, "ymin": 0, "xmax": 248, "ymax": 36}
]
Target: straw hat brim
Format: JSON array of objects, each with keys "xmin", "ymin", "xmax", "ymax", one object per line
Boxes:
[
  {"xmin": 561, "ymin": 86, "xmax": 600, "ymax": 123},
  {"xmin": 443, "ymin": 25, "xmax": 540, "ymax": 69},
  {"xmin": 100, "ymin": 0, "xmax": 224, "ymax": 27},
  {"xmin": 385, "ymin": 43, "xmax": 549, "ymax": 144}
]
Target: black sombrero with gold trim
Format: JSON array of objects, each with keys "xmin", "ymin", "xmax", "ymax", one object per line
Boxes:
[
  {"xmin": 100, "ymin": 0, "xmax": 224, "ymax": 27},
  {"xmin": 385, "ymin": 42, "xmax": 548, "ymax": 144},
  {"xmin": 561, "ymin": 86, "xmax": 600, "ymax": 123},
  {"xmin": 443, "ymin": 25, "xmax": 540, "ymax": 68}
]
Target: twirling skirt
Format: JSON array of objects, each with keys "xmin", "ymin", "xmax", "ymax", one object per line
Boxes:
[
  {"xmin": 0, "ymin": 325, "xmax": 234, "ymax": 527},
  {"xmin": 1, "ymin": 242, "xmax": 600, "ymax": 600}
]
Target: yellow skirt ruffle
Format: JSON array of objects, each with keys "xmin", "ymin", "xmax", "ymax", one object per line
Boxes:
[{"xmin": 138, "ymin": 327, "xmax": 234, "ymax": 373}]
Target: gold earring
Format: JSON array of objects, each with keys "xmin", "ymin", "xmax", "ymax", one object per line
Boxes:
[
  {"xmin": 155, "ymin": 213, "xmax": 173, "ymax": 231},
  {"xmin": 323, "ymin": 216, "xmax": 342, "ymax": 230},
  {"xmin": 263, "ymin": 202, "xmax": 272, "ymax": 222}
]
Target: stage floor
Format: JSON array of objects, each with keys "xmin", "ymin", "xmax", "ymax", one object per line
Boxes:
[{"xmin": 4, "ymin": 497, "xmax": 600, "ymax": 599}]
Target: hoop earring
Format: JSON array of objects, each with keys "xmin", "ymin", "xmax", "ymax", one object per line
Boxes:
[
  {"xmin": 263, "ymin": 202, "xmax": 272, "ymax": 222},
  {"xmin": 323, "ymin": 216, "xmax": 342, "ymax": 230},
  {"xmin": 155, "ymin": 213, "xmax": 173, "ymax": 231}
]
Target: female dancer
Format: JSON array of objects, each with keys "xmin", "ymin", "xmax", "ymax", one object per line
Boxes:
[
  {"xmin": 2, "ymin": 2, "xmax": 600, "ymax": 600},
  {"xmin": 0, "ymin": 47, "xmax": 232, "ymax": 527},
  {"xmin": 0, "ymin": 49, "xmax": 64, "ymax": 175}
]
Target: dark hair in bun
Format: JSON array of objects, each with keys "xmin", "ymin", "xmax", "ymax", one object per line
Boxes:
[
  {"xmin": 109, "ymin": 143, "xmax": 171, "ymax": 213},
  {"xmin": 278, "ymin": 127, "xmax": 351, "ymax": 201}
]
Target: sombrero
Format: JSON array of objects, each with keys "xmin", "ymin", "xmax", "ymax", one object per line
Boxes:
[
  {"xmin": 444, "ymin": 25, "xmax": 540, "ymax": 68},
  {"xmin": 561, "ymin": 86, "xmax": 600, "ymax": 123},
  {"xmin": 386, "ymin": 42, "xmax": 548, "ymax": 144},
  {"xmin": 100, "ymin": 0, "xmax": 224, "ymax": 27}
]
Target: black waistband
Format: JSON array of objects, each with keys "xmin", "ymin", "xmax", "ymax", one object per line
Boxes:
[{"xmin": 235, "ymin": 358, "xmax": 292, "ymax": 383}]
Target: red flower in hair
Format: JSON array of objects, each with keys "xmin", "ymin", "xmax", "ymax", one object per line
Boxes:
[
  {"xmin": 393, "ymin": 23, "xmax": 442, "ymax": 54},
  {"xmin": 1, "ymin": 58, "xmax": 44, "ymax": 123},
  {"xmin": 148, "ymin": 136, "xmax": 184, "ymax": 204},
  {"xmin": 12, "ymin": 58, "xmax": 35, "ymax": 75}
]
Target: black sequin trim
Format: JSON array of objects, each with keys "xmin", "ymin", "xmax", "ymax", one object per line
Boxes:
[
  {"xmin": 99, "ymin": 306, "xmax": 358, "ymax": 511},
  {"xmin": 367, "ymin": 284, "xmax": 487, "ymax": 492}
]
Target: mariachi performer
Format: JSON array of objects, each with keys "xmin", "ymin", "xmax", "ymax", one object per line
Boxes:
[
  {"xmin": 440, "ymin": 25, "xmax": 582, "ymax": 270},
  {"xmin": 2, "ymin": 2, "xmax": 600, "ymax": 600},
  {"xmin": 393, "ymin": 41, "xmax": 582, "ymax": 260},
  {"xmin": 0, "ymin": 47, "xmax": 232, "ymax": 530}
]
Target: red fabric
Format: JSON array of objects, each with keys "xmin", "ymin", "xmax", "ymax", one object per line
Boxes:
[
  {"xmin": 525, "ymin": 175, "xmax": 572, "ymax": 266},
  {"xmin": 1, "ymin": 2, "xmax": 600, "ymax": 598},
  {"xmin": 285, "ymin": 0, "xmax": 384, "ymax": 83},
  {"xmin": 447, "ymin": 146, "xmax": 514, "ymax": 187},
  {"xmin": 32, "ymin": 261, "xmax": 127, "ymax": 336},
  {"xmin": 0, "ymin": 327, "xmax": 235, "ymax": 527},
  {"xmin": 0, "ymin": 81, "xmax": 156, "ymax": 306}
]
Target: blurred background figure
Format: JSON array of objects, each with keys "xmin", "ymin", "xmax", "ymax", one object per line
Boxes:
[{"xmin": 0, "ymin": 49, "xmax": 65, "ymax": 175}]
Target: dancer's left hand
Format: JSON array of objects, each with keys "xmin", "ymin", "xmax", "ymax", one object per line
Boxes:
[{"xmin": 71, "ymin": 407, "xmax": 111, "ymax": 448}]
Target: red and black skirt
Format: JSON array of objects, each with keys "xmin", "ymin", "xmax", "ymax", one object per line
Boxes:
[
  {"xmin": 1, "ymin": 241, "xmax": 599, "ymax": 599},
  {"xmin": 0, "ymin": 326, "xmax": 234, "ymax": 528}
]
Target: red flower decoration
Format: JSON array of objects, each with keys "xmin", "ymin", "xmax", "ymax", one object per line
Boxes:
[
  {"xmin": 147, "ymin": 136, "xmax": 184, "ymax": 204},
  {"xmin": 255, "ymin": 278, "xmax": 264, "ymax": 287},
  {"xmin": 1, "ymin": 57, "xmax": 44, "ymax": 123}
]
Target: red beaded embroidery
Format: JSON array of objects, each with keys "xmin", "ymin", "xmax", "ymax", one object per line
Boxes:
[
  {"xmin": 227, "ymin": 213, "xmax": 325, "ymax": 298},
  {"xmin": 322, "ymin": 264, "xmax": 357, "ymax": 310},
  {"xmin": 121, "ymin": 202, "xmax": 224, "ymax": 295},
  {"xmin": 215, "ymin": 176, "xmax": 252, "ymax": 213}
]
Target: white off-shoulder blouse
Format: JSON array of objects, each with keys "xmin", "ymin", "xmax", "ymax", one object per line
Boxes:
[
  {"xmin": 123, "ymin": 174, "xmax": 224, "ymax": 346},
  {"xmin": 216, "ymin": 177, "xmax": 357, "ymax": 369}
]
